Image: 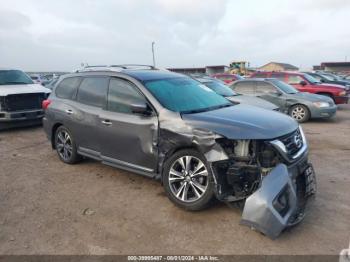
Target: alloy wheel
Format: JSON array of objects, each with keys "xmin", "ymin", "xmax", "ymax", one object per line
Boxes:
[
  {"xmin": 56, "ymin": 130, "xmax": 73, "ymax": 161},
  {"xmin": 168, "ymin": 156, "xmax": 209, "ymax": 203},
  {"xmin": 291, "ymin": 106, "xmax": 306, "ymax": 121}
]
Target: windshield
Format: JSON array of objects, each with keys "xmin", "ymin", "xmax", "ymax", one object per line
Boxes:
[
  {"xmin": 144, "ymin": 77, "xmax": 232, "ymax": 113},
  {"xmin": 270, "ymin": 79, "xmax": 299, "ymax": 94},
  {"xmin": 303, "ymin": 73, "xmax": 321, "ymax": 84},
  {"xmin": 0, "ymin": 70, "xmax": 34, "ymax": 85},
  {"xmin": 203, "ymin": 80, "xmax": 237, "ymax": 97},
  {"xmin": 322, "ymin": 74, "xmax": 339, "ymax": 81}
]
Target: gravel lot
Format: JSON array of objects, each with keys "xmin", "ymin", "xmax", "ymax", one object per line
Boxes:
[{"xmin": 0, "ymin": 105, "xmax": 349, "ymax": 255}]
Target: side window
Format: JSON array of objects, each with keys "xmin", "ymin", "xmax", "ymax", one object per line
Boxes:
[
  {"xmin": 233, "ymin": 82, "xmax": 256, "ymax": 95},
  {"xmin": 76, "ymin": 77, "xmax": 109, "ymax": 107},
  {"xmin": 287, "ymin": 75, "xmax": 304, "ymax": 85},
  {"xmin": 311, "ymin": 74, "xmax": 322, "ymax": 81},
  {"xmin": 107, "ymin": 78, "xmax": 146, "ymax": 114},
  {"xmin": 55, "ymin": 77, "xmax": 81, "ymax": 99},
  {"xmin": 271, "ymin": 73, "xmax": 285, "ymax": 81},
  {"xmin": 256, "ymin": 82, "xmax": 278, "ymax": 94}
]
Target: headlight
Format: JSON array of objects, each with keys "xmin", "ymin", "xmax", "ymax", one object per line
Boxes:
[
  {"xmin": 339, "ymin": 91, "xmax": 346, "ymax": 96},
  {"xmin": 313, "ymin": 101, "xmax": 330, "ymax": 108}
]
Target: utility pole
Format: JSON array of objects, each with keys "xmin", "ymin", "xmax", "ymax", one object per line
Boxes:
[{"xmin": 152, "ymin": 42, "xmax": 156, "ymax": 68}]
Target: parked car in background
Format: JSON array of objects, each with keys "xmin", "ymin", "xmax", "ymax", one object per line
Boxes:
[
  {"xmin": 250, "ymin": 71, "xmax": 349, "ymax": 104},
  {"xmin": 194, "ymin": 77, "xmax": 280, "ymax": 111},
  {"xmin": 231, "ymin": 79, "xmax": 337, "ymax": 122},
  {"xmin": 42, "ymin": 65, "xmax": 316, "ymax": 238},
  {"xmin": 211, "ymin": 73, "xmax": 243, "ymax": 85},
  {"xmin": 44, "ymin": 77, "xmax": 60, "ymax": 90},
  {"xmin": 30, "ymin": 74, "xmax": 44, "ymax": 85},
  {"xmin": 304, "ymin": 72, "xmax": 350, "ymax": 87},
  {"xmin": 0, "ymin": 69, "xmax": 51, "ymax": 129}
]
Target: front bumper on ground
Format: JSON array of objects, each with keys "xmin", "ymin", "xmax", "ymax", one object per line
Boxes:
[
  {"xmin": 310, "ymin": 105, "xmax": 337, "ymax": 119},
  {"xmin": 240, "ymin": 162, "xmax": 316, "ymax": 239}
]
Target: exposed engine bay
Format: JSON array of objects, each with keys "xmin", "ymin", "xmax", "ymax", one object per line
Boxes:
[
  {"xmin": 213, "ymin": 138, "xmax": 282, "ymax": 201},
  {"xmin": 209, "ymin": 130, "xmax": 316, "ymax": 239}
]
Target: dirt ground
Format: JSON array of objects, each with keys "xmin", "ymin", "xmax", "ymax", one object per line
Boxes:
[{"xmin": 0, "ymin": 105, "xmax": 349, "ymax": 255}]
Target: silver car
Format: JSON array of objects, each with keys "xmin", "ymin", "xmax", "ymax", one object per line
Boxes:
[
  {"xmin": 0, "ymin": 69, "xmax": 51, "ymax": 129},
  {"xmin": 231, "ymin": 78, "xmax": 337, "ymax": 122}
]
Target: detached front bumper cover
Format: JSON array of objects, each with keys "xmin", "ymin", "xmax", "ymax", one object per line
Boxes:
[{"xmin": 240, "ymin": 163, "xmax": 316, "ymax": 239}]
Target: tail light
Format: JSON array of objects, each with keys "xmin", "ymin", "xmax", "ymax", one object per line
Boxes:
[{"xmin": 42, "ymin": 99, "xmax": 52, "ymax": 110}]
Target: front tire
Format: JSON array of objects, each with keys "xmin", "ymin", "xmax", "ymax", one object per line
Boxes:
[
  {"xmin": 54, "ymin": 126, "xmax": 80, "ymax": 164},
  {"xmin": 162, "ymin": 149, "xmax": 215, "ymax": 211},
  {"xmin": 289, "ymin": 104, "xmax": 310, "ymax": 123}
]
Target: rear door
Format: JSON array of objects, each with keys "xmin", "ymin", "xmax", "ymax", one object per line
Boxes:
[
  {"xmin": 73, "ymin": 76, "xmax": 109, "ymax": 155},
  {"xmin": 232, "ymin": 81, "xmax": 257, "ymax": 95},
  {"xmin": 98, "ymin": 77, "xmax": 158, "ymax": 172}
]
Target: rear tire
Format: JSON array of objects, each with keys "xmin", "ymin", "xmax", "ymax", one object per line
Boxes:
[
  {"xmin": 289, "ymin": 104, "xmax": 310, "ymax": 123},
  {"xmin": 162, "ymin": 149, "xmax": 215, "ymax": 211},
  {"xmin": 54, "ymin": 126, "xmax": 81, "ymax": 164}
]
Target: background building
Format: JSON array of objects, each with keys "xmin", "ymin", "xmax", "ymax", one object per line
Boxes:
[
  {"xmin": 319, "ymin": 62, "xmax": 350, "ymax": 73},
  {"xmin": 168, "ymin": 65, "xmax": 228, "ymax": 75},
  {"xmin": 258, "ymin": 62, "xmax": 299, "ymax": 72}
]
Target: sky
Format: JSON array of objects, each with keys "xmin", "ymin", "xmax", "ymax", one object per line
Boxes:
[{"xmin": 1, "ymin": 0, "xmax": 350, "ymax": 71}]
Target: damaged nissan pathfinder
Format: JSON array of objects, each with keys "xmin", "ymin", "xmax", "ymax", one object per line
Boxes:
[{"xmin": 43, "ymin": 65, "xmax": 317, "ymax": 238}]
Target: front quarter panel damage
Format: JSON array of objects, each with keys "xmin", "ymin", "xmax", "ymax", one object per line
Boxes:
[{"xmin": 157, "ymin": 112, "xmax": 229, "ymax": 179}]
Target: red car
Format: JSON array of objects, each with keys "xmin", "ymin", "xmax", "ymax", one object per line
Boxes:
[
  {"xmin": 211, "ymin": 73, "xmax": 243, "ymax": 85},
  {"xmin": 250, "ymin": 71, "xmax": 349, "ymax": 104}
]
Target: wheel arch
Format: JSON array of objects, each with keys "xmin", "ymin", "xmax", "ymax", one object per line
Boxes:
[
  {"xmin": 315, "ymin": 92, "xmax": 334, "ymax": 99},
  {"xmin": 51, "ymin": 123, "xmax": 63, "ymax": 149},
  {"xmin": 159, "ymin": 144, "xmax": 203, "ymax": 183}
]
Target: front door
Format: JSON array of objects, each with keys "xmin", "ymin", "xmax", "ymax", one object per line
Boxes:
[
  {"xmin": 255, "ymin": 81, "xmax": 286, "ymax": 109},
  {"xmin": 287, "ymin": 75, "xmax": 311, "ymax": 93},
  {"xmin": 99, "ymin": 77, "xmax": 158, "ymax": 172}
]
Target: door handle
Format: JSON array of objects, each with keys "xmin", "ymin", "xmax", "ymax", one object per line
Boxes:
[
  {"xmin": 65, "ymin": 109, "xmax": 73, "ymax": 115},
  {"xmin": 101, "ymin": 120, "xmax": 112, "ymax": 126}
]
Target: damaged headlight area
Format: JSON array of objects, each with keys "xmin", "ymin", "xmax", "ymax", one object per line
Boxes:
[{"xmin": 211, "ymin": 127, "xmax": 316, "ymax": 239}]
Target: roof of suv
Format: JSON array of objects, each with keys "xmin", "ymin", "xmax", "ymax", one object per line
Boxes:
[
  {"xmin": 122, "ymin": 70, "xmax": 184, "ymax": 81},
  {"xmin": 76, "ymin": 66, "xmax": 185, "ymax": 82}
]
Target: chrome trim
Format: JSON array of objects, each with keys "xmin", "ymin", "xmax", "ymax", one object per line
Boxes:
[{"xmin": 269, "ymin": 126, "xmax": 308, "ymax": 162}]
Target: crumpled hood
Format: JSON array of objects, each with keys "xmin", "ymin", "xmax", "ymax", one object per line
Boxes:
[
  {"xmin": 182, "ymin": 104, "xmax": 298, "ymax": 140},
  {"xmin": 228, "ymin": 95, "xmax": 278, "ymax": 110},
  {"xmin": 0, "ymin": 84, "xmax": 51, "ymax": 96},
  {"xmin": 287, "ymin": 92, "xmax": 334, "ymax": 103}
]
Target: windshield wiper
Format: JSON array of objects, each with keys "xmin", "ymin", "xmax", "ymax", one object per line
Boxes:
[{"xmin": 182, "ymin": 103, "xmax": 233, "ymax": 114}]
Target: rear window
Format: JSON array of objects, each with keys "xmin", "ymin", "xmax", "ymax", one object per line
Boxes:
[
  {"xmin": 76, "ymin": 77, "xmax": 109, "ymax": 107},
  {"xmin": 55, "ymin": 77, "xmax": 81, "ymax": 99}
]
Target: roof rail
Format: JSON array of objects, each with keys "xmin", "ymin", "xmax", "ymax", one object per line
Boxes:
[
  {"xmin": 75, "ymin": 64, "xmax": 157, "ymax": 73},
  {"xmin": 111, "ymin": 64, "xmax": 157, "ymax": 70}
]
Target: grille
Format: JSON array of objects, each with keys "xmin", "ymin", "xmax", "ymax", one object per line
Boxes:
[
  {"xmin": 3, "ymin": 93, "xmax": 46, "ymax": 112},
  {"xmin": 280, "ymin": 129, "xmax": 303, "ymax": 157}
]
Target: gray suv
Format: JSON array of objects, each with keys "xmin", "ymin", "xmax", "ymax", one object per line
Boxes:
[{"xmin": 43, "ymin": 65, "xmax": 316, "ymax": 238}]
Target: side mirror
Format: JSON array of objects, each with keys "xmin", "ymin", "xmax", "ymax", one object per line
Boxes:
[
  {"xmin": 130, "ymin": 102, "xmax": 151, "ymax": 115},
  {"xmin": 299, "ymin": 80, "xmax": 307, "ymax": 86}
]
